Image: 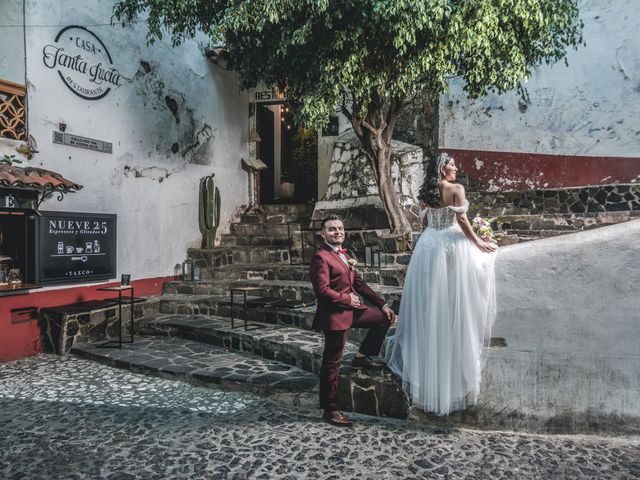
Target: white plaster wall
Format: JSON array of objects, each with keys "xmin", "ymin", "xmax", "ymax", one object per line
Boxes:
[
  {"xmin": 317, "ymin": 113, "xmax": 351, "ymax": 200},
  {"xmin": 0, "ymin": 0, "xmax": 26, "ymax": 84},
  {"xmin": 12, "ymin": 0, "xmax": 248, "ymax": 282},
  {"xmin": 440, "ymin": 0, "xmax": 640, "ymax": 157},
  {"xmin": 483, "ymin": 219, "xmax": 640, "ymax": 424}
]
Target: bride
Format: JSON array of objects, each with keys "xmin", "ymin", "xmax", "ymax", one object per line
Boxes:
[{"xmin": 385, "ymin": 153, "xmax": 497, "ymax": 415}]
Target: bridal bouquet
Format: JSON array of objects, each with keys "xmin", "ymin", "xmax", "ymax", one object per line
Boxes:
[{"xmin": 472, "ymin": 216, "xmax": 499, "ymax": 244}]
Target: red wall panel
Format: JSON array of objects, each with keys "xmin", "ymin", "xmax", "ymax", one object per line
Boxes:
[
  {"xmin": 0, "ymin": 276, "xmax": 169, "ymax": 362},
  {"xmin": 444, "ymin": 149, "xmax": 640, "ymax": 191}
]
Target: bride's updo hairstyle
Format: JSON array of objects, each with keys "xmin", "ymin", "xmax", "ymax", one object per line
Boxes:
[{"xmin": 417, "ymin": 152, "xmax": 453, "ymax": 208}]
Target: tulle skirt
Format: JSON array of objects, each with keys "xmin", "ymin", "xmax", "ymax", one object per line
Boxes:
[{"xmin": 384, "ymin": 225, "xmax": 496, "ymax": 415}]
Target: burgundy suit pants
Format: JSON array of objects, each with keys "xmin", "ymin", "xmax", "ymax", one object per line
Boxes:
[{"xmin": 319, "ymin": 306, "xmax": 391, "ymax": 412}]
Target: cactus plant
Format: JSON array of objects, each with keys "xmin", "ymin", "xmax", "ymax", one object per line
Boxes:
[{"xmin": 198, "ymin": 174, "xmax": 221, "ymax": 249}]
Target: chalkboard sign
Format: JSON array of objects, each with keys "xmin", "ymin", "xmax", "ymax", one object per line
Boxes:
[{"xmin": 36, "ymin": 211, "xmax": 117, "ymax": 285}]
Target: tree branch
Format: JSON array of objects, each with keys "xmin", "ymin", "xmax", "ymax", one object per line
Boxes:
[
  {"xmin": 383, "ymin": 96, "xmax": 404, "ymax": 145},
  {"xmin": 361, "ymin": 120, "xmax": 378, "ymax": 134}
]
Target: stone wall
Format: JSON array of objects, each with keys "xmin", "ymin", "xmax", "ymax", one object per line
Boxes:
[
  {"xmin": 468, "ymin": 183, "xmax": 640, "ymax": 217},
  {"xmin": 312, "ymin": 130, "xmax": 424, "ymax": 229},
  {"xmin": 40, "ymin": 298, "xmax": 159, "ymax": 355}
]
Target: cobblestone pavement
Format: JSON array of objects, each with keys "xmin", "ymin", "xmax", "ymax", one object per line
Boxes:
[{"xmin": 1, "ymin": 355, "xmax": 638, "ymax": 480}]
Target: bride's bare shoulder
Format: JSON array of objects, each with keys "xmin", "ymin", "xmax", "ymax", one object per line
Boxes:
[{"xmin": 439, "ymin": 181, "xmax": 465, "ymax": 205}]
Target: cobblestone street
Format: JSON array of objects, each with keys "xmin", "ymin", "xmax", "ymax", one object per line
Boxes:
[{"xmin": 1, "ymin": 355, "xmax": 638, "ymax": 480}]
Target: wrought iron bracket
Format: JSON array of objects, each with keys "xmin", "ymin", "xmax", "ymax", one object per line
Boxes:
[{"xmin": 37, "ymin": 189, "xmax": 67, "ymax": 208}]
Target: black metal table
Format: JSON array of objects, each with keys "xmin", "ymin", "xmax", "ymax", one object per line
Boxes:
[
  {"xmin": 96, "ymin": 285, "xmax": 134, "ymax": 348},
  {"xmin": 230, "ymin": 286, "xmax": 262, "ymax": 331}
]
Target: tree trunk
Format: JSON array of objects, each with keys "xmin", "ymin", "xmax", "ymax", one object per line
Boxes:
[
  {"xmin": 348, "ymin": 97, "xmax": 413, "ymax": 237},
  {"xmin": 367, "ymin": 132, "xmax": 413, "ymax": 236}
]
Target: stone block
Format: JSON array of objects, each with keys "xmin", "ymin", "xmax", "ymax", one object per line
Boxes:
[
  {"xmin": 587, "ymin": 200, "xmax": 606, "ymax": 213},
  {"xmin": 606, "ymin": 192, "xmax": 623, "ymax": 203},
  {"xmin": 569, "ymin": 201, "xmax": 587, "ymax": 213},
  {"xmin": 511, "ymin": 220, "xmax": 531, "ymax": 230},
  {"xmin": 606, "ymin": 201, "xmax": 633, "ymax": 212},
  {"xmin": 594, "ymin": 189, "xmax": 608, "ymax": 204}
]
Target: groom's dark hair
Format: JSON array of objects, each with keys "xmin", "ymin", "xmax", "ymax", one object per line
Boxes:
[{"xmin": 320, "ymin": 214, "xmax": 343, "ymax": 230}]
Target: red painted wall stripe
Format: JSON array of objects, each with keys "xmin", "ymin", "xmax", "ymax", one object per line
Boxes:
[
  {"xmin": 443, "ymin": 149, "xmax": 640, "ymax": 191},
  {"xmin": 0, "ymin": 275, "xmax": 170, "ymax": 363}
]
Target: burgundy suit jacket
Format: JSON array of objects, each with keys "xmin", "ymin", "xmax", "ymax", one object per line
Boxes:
[{"xmin": 309, "ymin": 244, "xmax": 386, "ymax": 331}]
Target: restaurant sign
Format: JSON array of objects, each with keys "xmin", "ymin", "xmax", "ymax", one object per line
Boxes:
[
  {"xmin": 253, "ymin": 87, "xmax": 286, "ymax": 103},
  {"xmin": 36, "ymin": 211, "xmax": 117, "ymax": 285},
  {"xmin": 42, "ymin": 25, "xmax": 121, "ymax": 100}
]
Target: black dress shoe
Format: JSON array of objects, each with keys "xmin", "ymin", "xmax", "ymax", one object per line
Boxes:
[
  {"xmin": 322, "ymin": 410, "xmax": 354, "ymax": 427},
  {"xmin": 352, "ymin": 355, "xmax": 385, "ymax": 370}
]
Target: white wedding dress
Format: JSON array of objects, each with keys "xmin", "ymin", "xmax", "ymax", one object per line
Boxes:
[{"xmin": 384, "ymin": 200, "xmax": 496, "ymax": 415}]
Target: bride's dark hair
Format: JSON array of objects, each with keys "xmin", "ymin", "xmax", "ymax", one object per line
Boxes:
[{"xmin": 417, "ymin": 153, "xmax": 453, "ymax": 207}]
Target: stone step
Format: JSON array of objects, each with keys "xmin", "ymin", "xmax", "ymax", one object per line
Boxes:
[
  {"xmin": 163, "ymin": 279, "xmax": 317, "ymax": 301},
  {"xmin": 158, "ymin": 289, "xmax": 401, "ymax": 345},
  {"xmin": 228, "ymin": 223, "xmax": 418, "ymax": 252},
  {"xmin": 502, "ymin": 229, "xmax": 573, "ymax": 238},
  {"xmin": 170, "ymin": 279, "xmax": 402, "ymax": 303},
  {"xmin": 496, "ymin": 232, "xmax": 567, "ymax": 246},
  {"xmin": 197, "ymin": 263, "xmax": 407, "ymax": 287},
  {"xmin": 158, "ymin": 293, "xmax": 319, "ymax": 334},
  {"xmin": 72, "ymin": 334, "xmax": 318, "ymax": 407},
  {"xmin": 236, "ymin": 211, "xmax": 311, "ymax": 226},
  {"xmin": 490, "ymin": 211, "xmax": 639, "ymax": 231},
  {"xmin": 259, "ymin": 203, "xmax": 315, "ymax": 215},
  {"xmin": 162, "ymin": 280, "xmax": 403, "ymax": 312},
  {"xmin": 219, "ymin": 233, "xmax": 294, "ymax": 248},
  {"xmin": 188, "ymin": 246, "xmax": 296, "ymax": 266},
  {"xmin": 133, "ymin": 313, "xmax": 409, "ymax": 418},
  {"xmin": 229, "ymin": 223, "xmax": 300, "ymax": 237}
]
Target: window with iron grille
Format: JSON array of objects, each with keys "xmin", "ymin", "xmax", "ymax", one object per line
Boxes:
[{"xmin": 0, "ymin": 79, "xmax": 26, "ymax": 141}]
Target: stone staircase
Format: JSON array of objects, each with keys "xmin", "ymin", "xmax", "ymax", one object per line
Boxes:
[
  {"xmin": 73, "ymin": 203, "xmax": 411, "ymax": 419},
  {"xmin": 467, "ymin": 184, "xmax": 640, "ymax": 245}
]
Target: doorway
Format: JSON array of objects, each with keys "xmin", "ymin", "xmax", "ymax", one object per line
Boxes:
[{"xmin": 256, "ymin": 102, "xmax": 318, "ymax": 204}]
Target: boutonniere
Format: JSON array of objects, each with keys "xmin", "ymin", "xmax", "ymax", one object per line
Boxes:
[{"xmin": 347, "ymin": 258, "xmax": 358, "ymax": 271}]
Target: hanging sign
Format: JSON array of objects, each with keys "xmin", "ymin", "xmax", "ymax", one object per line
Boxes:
[
  {"xmin": 42, "ymin": 25, "xmax": 121, "ymax": 100},
  {"xmin": 252, "ymin": 87, "xmax": 286, "ymax": 103}
]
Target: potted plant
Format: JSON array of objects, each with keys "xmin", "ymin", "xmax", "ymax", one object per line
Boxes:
[{"xmin": 279, "ymin": 170, "xmax": 295, "ymax": 198}]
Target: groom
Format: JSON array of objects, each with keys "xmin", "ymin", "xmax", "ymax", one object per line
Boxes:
[{"xmin": 309, "ymin": 214, "xmax": 396, "ymax": 427}]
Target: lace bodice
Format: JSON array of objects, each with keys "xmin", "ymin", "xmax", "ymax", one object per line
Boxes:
[{"xmin": 420, "ymin": 200, "xmax": 469, "ymax": 230}]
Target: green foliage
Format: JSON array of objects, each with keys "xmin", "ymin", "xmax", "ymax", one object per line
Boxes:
[
  {"xmin": 115, "ymin": 0, "xmax": 583, "ymax": 234},
  {"xmin": 291, "ymin": 128, "xmax": 318, "ymax": 201},
  {"xmin": 114, "ymin": 0, "xmax": 583, "ymax": 130},
  {"xmin": 0, "ymin": 154, "xmax": 21, "ymax": 166}
]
